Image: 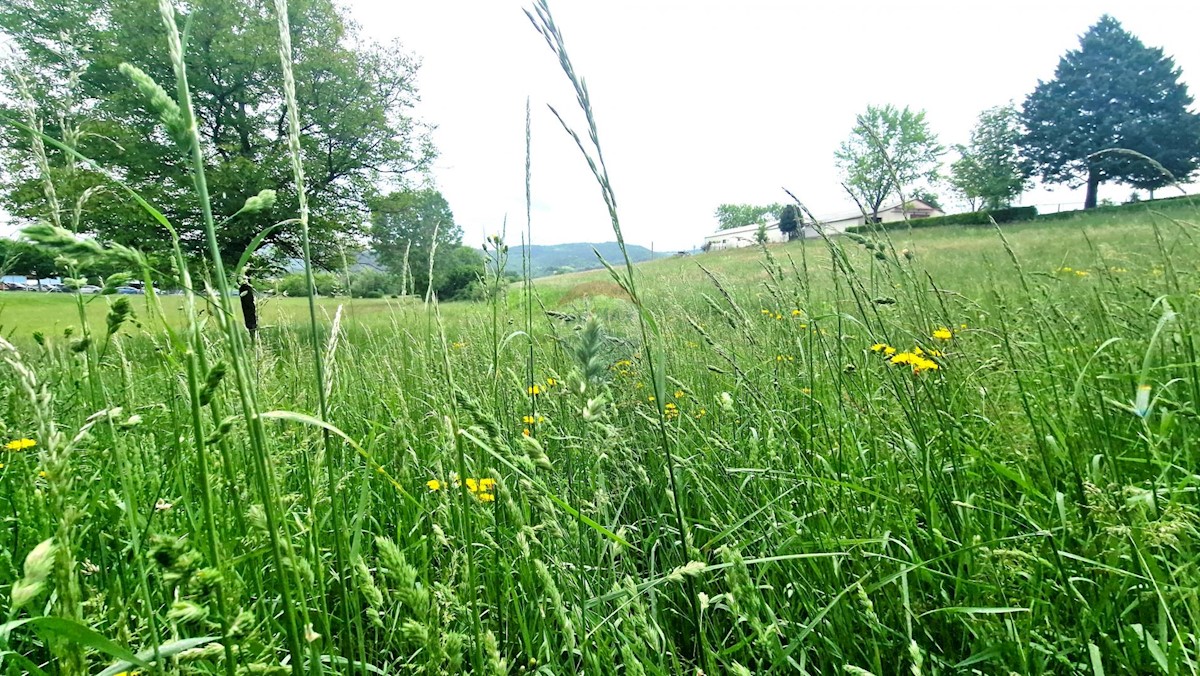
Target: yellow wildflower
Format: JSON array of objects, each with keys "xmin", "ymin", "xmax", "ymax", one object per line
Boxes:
[
  {"xmin": 674, "ymin": 390, "xmax": 685, "ymax": 399},
  {"xmin": 452, "ymin": 341, "xmax": 466, "ymax": 350},
  {"xmin": 5, "ymin": 438, "xmax": 36, "ymax": 451},
  {"xmin": 663, "ymin": 402, "xmax": 680, "ymax": 420},
  {"xmin": 870, "ymin": 343, "xmax": 889, "ymax": 353},
  {"xmin": 791, "ymin": 309, "xmax": 802, "ymax": 317},
  {"xmin": 932, "ymin": 328, "xmax": 953, "ymax": 341},
  {"xmin": 526, "ymin": 384, "xmax": 542, "ymax": 395},
  {"xmin": 477, "ymin": 492, "xmax": 495, "ymax": 503},
  {"xmin": 884, "ymin": 346, "xmax": 896, "ymax": 356},
  {"xmin": 38, "ymin": 471, "xmax": 47, "ymax": 478},
  {"xmin": 426, "ymin": 479, "xmax": 442, "ymax": 492},
  {"xmin": 694, "ymin": 409, "xmax": 707, "ymax": 419},
  {"xmin": 522, "ymin": 428, "xmax": 531, "ymax": 437},
  {"xmin": 522, "ymin": 415, "xmax": 545, "ymax": 425},
  {"xmin": 546, "ymin": 377, "xmax": 558, "ymax": 387}
]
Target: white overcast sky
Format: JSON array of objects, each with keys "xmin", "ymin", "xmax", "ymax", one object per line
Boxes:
[{"xmin": 342, "ymin": 0, "xmax": 1200, "ymax": 251}]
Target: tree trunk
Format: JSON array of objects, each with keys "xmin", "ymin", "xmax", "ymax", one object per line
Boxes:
[
  {"xmin": 1084, "ymin": 167, "xmax": 1101, "ymax": 209},
  {"xmin": 239, "ymin": 281, "xmax": 257, "ymax": 342}
]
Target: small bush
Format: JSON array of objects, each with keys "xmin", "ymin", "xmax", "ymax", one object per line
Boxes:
[
  {"xmin": 349, "ymin": 269, "xmax": 399, "ymax": 298},
  {"xmin": 275, "ymin": 271, "xmax": 341, "ymax": 297}
]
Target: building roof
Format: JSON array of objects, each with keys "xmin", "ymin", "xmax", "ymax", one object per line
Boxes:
[{"xmin": 705, "ymin": 199, "xmax": 941, "ymax": 238}]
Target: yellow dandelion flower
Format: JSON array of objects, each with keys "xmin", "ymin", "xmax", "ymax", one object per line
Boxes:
[
  {"xmin": 477, "ymin": 492, "xmax": 495, "ymax": 503},
  {"xmin": 648, "ymin": 395, "xmax": 656, "ymax": 402},
  {"xmin": 791, "ymin": 309, "xmax": 802, "ymax": 316},
  {"xmin": 775, "ymin": 313, "xmax": 783, "ymax": 320},
  {"xmin": 913, "ymin": 346, "xmax": 925, "ymax": 356},
  {"xmin": 870, "ymin": 343, "xmax": 889, "ymax": 353},
  {"xmin": 526, "ymin": 384, "xmax": 542, "ymax": 395},
  {"xmin": 801, "ymin": 387, "xmax": 812, "ymax": 395},
  {"xmin": 547, "ymin": 377, "xmax": 558, "ymax": 387},
  {"xmin": 694, "ymin": 409, "xmax": 706, "ymax": 419},
  {"xmin": 466, "ymin": 478, "xmax": 479, "ymax": 492},
  {"xmin": 884, "ymin": 346, "xmax": 896, "ymax": 356},
  {"xmin": 1075, "ymin": 270, "xmax": 1089, "ymax": 277},
  {"xmin": 761, "ymin": 309, "xmax": 771, "ymax": 315},
  {"xmin": 426, "ymin": 479, "xmax": 442, "ymax": 492},
  {"xmin": 932, "ymin": 328, "xmax": 953, "ymax": 341},
  {"xmin": 38, "ymin": 471, "xmax": 47, "ymax": 479},
  {"xmin": 5, "ymin": 438, "xmax": 36, "ymax": 451},
  {"xmin": 674, "ymin": 390, "xmax": 684, "ymax": 399},
  {"xmin": 0, "ymin": 463, "xmax": 5, "ymax": 470},
  {"xmin": 663, "ymin": 402, "xmax": 680, "ymax": 420},
  {"xmin": 522, "ymin": 428, "xmax": 531, "ymax": 437},
  {"xmin": 479, "ymin": 478, "xmax": 496, "ymax": 491},
  {"xmin": 911, "ymin": 357, "xmax": 940, "ymax": 374}
]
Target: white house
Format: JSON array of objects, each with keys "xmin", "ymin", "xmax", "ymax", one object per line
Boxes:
[{"xmin": 703, "ymin": 199, "xmax": 943, "ymax": 251}]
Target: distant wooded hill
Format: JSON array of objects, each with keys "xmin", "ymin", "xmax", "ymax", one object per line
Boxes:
[{"xmin": 513, "ymin": 242, "xmax": 674, "ymax": 278}]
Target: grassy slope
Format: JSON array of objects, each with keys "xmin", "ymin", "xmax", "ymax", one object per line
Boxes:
[{"xmin": 3, "ymin": 201, "xmax": 1200, "ymax": 673}]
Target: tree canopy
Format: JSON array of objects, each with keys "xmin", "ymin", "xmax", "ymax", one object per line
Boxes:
[
  {"xmin": 836, "ymin": 104, "xmax": 944, "ymax": 221},
  {"xmin": 950, "ymin": 104, "xmax": 1030, "ymax": 211},
  {"xmin": 369, "ymin": 188, "xmax": 481, "ymax": 299},
  {"xmin": 777, "ymin": 204, "xmax": 800, "ymax": 240},
  {"xmin": 1021, "ymin": 15, "xmax": 1200, "ymax": 208},
  {"xmin": 714, "ymin": 203, "xmax": 784, "ymax": 230},
  {"xmin": 0, "ymin": 0, "xmax": 435, "ymax": 269}
]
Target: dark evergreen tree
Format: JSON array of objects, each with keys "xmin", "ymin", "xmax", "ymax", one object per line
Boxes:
[
  {"xmin": 777, "ymin": 204, "xmax": 800, "ymax": 240},
  {"xmin": 1021, "ymin": 15, "xmax": 1200, "ymax": 208}
]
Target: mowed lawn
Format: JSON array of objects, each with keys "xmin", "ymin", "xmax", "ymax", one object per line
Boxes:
[{"xmin": 0, "ymin": 291, "xmax": 428, "ymax": 343}]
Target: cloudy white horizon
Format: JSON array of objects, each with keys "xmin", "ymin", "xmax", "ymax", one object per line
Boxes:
[{"xmin": 343, "ymin": 0, "xmax": 1200, "ymax": 251}]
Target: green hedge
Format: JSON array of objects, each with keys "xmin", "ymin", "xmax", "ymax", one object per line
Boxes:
[
  {"xmin": 1033, "ymin": 193, "xmax": 1200, "ymax": 222},
  {"xmin": 846, "ymin": 206, "xmax": 1038, "ymax": 233}
]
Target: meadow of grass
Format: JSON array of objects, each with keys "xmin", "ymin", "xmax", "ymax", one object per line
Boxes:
[{"xmin": 3, "ymin": 1, "xmax": 1200, "ymax": 674}]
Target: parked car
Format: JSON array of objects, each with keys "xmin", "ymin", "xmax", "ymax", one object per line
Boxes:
[
  {"xmin": 115, "ymin": 286, "xmax": 143, "ymax": 295},
  {"xmin": 79, "ymin": 285, "xmax": 102, "ymax": 294}
]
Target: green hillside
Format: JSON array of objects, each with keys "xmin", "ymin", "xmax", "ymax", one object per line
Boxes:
[{"xmin": 516, "ymin": 241, "xmax": 670, "ymax": 278}]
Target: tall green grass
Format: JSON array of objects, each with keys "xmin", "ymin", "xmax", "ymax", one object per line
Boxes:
[{"xmin": 2, "ymin": 1, "xmax": 1200, "ymax": 674}]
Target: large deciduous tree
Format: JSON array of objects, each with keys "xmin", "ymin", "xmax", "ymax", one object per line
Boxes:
[
  {"xmin": 370, "ymin": 188, "xmax": 481, "ymax": 299},
  {"xmin": 714, "ymin": 203, "xmax": 784, "ymax": 230},
  {"xmin": 836, "ymin": 104, "xmax": 944, "ymax": 222},
  {"xmin": 1021, "ymin": 15, "xmax": 1200, "ymax": 208},
  {"xmin": 950, "ymin": 104, "xmax": 1030, "ymax": 211},
  {"xmin": 0, "ymin": 0, "xmax": 435, "ymax": 268}
]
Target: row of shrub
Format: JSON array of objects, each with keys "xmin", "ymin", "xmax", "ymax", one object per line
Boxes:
[
  {"xmin": 845, "ymin": 206, "xmax": 1038, "ymax": 233},
  {"xmin": 1033, "ymin": 193, "xmax": 1200, "ymax": 223}
]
